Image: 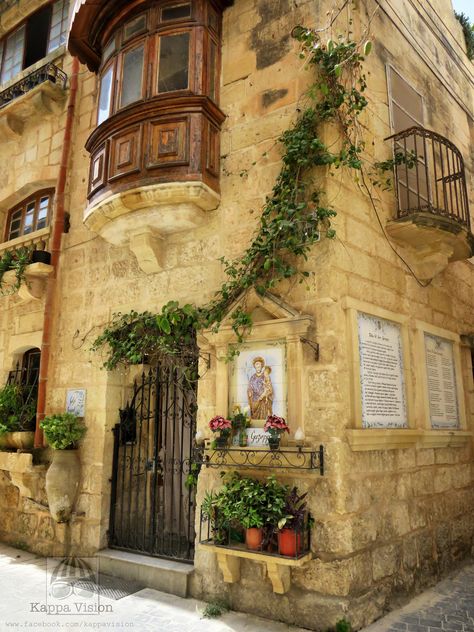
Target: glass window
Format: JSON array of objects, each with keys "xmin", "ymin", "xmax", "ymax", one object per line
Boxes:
[
  {"xmin": 158, "ymin": 33, "xmax": 190, "ymax": 93},
  {"xmin": 102, "ymin": 38, "xmax": 116, "ymax": 64},
  {"xmin": 1, "ymin": 26, "xmax": 25, "ymax": 84},
  {"xmin": 120, "ymin": 45, "xmax": 145, "ymax": 108},
  {"xmin": 8, "ymin": 209, "xmax": 22, "ymax": 240},
  {"xmin": 37, "ymin": 197, "xmax": 49, "ymax": 230},
  {"xmin": 6, "ymin": 193, "xmax": 52, "ymax": 241},
  {"xmin": 48, "ymin": 0, "xmax": 69, "ymax": 53},
  {"xmin": 162, "ymin": 4, "xmax": 191, "ymax": 21},
  {"xmin": 124, "ymin": 14, "xmax": 147, "ymax": 41},
  {"xmin": 98, "ymin": 65, "xmax": 113, "ymax": 124}
]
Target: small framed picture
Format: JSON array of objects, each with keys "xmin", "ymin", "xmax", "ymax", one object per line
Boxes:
[{"xmin": 66, "ymin": 389, "xmax": 86, "ymax": 417}]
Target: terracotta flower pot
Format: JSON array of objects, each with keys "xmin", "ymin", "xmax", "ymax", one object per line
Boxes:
[
  {"xmin": 245, "ymin": 527, "xmax": 263, "ymax": 550},
  {"xmin": 278, "ymin": 528, "xmax": 301, "ymax": 557},
  {"xmin": 46, "ymin": 450, "xmax": 81, "ymax": 523},
  {"xmin": 0, "ymin": 431, "xmax": 35, "ymax": 450}
]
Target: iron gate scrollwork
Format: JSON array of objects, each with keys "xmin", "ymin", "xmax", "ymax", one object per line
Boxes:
[{"xmin": 109, "ymin": 352, "xmax": 199, "ymax": 562}]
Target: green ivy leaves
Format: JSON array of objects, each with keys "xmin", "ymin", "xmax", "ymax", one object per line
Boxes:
[{"xmin": 93, "ymin": 26, "xmax": 370, "ymax": 369}]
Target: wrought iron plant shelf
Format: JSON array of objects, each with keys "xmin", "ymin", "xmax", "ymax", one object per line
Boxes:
[{"xmin": 194, "ymin": 444, "xmax": 324, "ymax": 474}]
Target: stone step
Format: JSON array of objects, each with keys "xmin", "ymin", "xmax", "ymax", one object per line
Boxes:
[{"xmin": 96, "ymin": 549, "xmax": 193, "ymax": 598}]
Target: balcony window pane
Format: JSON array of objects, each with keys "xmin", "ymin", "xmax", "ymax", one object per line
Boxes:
[
  {"xmin": 120, "ymin": 45, "xmax": 144, "ymax": 108},
  {"xmin": 24, "ymin": 202, "xmax": 35, "ymax": 234},
  {"xmin": 9, "ymin": 209, "xmax": 22, "ymax": 239},
  {"xmin": 162, "ymin": 4, "xmax": 191, "ymax": 21},
  {"xmin": 102, "ymin": 38, "xmax": 116, "ymax": 64},
  {"xmin": 1, "ymin": 25, "xmax": 25, "ymax": 84},
  {"xmin": 48, "ymin": 0, "xmax": 69, "ymax": 53},
  {"xmin": 37, "ymin": 197, "xmax": 49, "ymax": 229},
  {"xmin": 124, "ymin": 14, "xmax": 147, "ymax": 41},
  {"xmin": 158, "ymin": 33, "xmax": 189, "ymax": 93},
  {"xmin": 98, "ymin": 65, "xmax": 113, "ymax": 124}
]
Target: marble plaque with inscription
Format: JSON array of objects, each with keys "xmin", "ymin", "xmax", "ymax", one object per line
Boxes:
[
  {"xmin": 424, "ymin": 333, "xmax": 460, "ymax": 429},
  {"xmin": 358, "ymin": 313, "xmax": 408, "ymax": 428}
]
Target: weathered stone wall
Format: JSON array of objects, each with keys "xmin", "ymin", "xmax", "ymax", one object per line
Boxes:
[{"xmin": 0, "ymin": 0, "xmax": 471, "ymax": 630}]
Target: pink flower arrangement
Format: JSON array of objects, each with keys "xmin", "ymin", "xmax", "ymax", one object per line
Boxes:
[
  {"xmin": 209, "ymin": 416, "xmax": 232, "ymax": 433},
  {"xmin": 264, "ymin": 415, "xmax": 290, "ymax": 434}
]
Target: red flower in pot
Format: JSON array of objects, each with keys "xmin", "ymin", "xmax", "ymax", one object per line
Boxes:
[
  {"xmin": 209, "ymin": 415, "xmax": 232, "ymax": 448},
  {"xmin": 264, "ymin": 415, "xmax": 289, "ymax": 450}
]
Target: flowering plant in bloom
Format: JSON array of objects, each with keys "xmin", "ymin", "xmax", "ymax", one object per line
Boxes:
[
  {"xmin": 264, "ymin": 415, "xmax": 290, "ymax": 436},
  {"xmin": 209, "ymin": 416, "xmax": 232, "ymax": 433}
]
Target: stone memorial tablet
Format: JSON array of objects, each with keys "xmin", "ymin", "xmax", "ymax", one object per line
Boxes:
[
  {"xmin": 357, "ymin": 312, "xmax": 408, "ymax": 428},
  {"xmin": 424, "ymin": 333, "xmax": 459, "ymax": 429}
]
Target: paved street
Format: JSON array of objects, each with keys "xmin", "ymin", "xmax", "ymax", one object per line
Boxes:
[
  {"xmin": 362, "ymin": 564, "xmax": 474, "ymax": 632},
  {"xmin": 0, "ymin": 543, "xmax": 472, "ymax": 632},
  {"xmin": 0, "ymin": 543, "xmax": 307, "ymax": 632}
]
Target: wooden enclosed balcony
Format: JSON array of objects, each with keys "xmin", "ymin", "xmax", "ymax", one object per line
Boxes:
[
  {"xmin": 385, "ymin": 127, "xmax": 473, "ymax": 280},
  {"xmin": 70, "ymin": 0, "xmax": 232, "ymax": 273}
]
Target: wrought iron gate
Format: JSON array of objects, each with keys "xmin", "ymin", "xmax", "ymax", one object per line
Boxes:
[{"xmin": 108, "ymin": 354, "xmax": 199, "ymax": 562}]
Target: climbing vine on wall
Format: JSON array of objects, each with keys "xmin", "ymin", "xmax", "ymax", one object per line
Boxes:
[{"xmin": 92, "ymin": 21, "xmax": 373, "ymax": 370}]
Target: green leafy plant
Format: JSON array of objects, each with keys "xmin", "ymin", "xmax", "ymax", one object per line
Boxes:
[
  {"xmin": 371, "ymin": 149, "xmax": 417, "ymax": 191},
  {"xmin": 203, "ymin": 473, "xmax": 288, "ymax": 534},
  {"xmin": 455, "ymin": 12, "xmax": 474, "ymax": 60},
  {"xmin": 0, "ymin": 247, "xmax": 33, "ymax": 295},
  {"xmin": 0, "ymin": 384, "xmax": 36, "ymax": 436},
  {"xmin": 202, "ymin": 599, "xmax": 229, "ymax": 619},
  {"xmin": 335, "ymin": 618, "xmax": 352, "ymax": 632},
  {"xmin": 40, "ymin": 412, "xmax": 86, "ymax": 450},
  {"xmin": 92, "ymin": 26, "xmax": 372, "ymax": 369}
]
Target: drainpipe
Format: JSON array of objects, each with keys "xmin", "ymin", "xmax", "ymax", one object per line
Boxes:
[{"xmin": 34, "ymin": 56, "xmax": 80, "ymax": 448}]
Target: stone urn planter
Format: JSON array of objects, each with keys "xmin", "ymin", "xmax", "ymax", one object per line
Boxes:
[
  {"xmin": 45, "ymin": 449, "xmax": 81, "ymax": 523},
  {"xmin": 0, "ymin": 431, "xmax": 35, "ymax": 450}
]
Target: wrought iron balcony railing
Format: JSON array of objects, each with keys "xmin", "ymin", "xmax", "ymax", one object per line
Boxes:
[
  {"xmin": 386, "ymin": 126, "xmax": 471, "ymax": 231},
  {"xmin": 0, "ymin": 62, "xmax": 67, "ymax": 109}
]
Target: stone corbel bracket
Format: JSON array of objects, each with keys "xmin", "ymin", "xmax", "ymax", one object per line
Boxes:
[
  {"xmin": 0, "ymin": 81, "xmax": 67, "ymax": 137},
  {"xmin": 205, "ymin": 545, "xmax": 312, "ymax": 594},
  {"xmin": 84, "ymin": 181, "xmax": 220, "ymax": 274},
  {"xmin": 3, "ymin": 262, "xmax": 54, "ymax": 302}
]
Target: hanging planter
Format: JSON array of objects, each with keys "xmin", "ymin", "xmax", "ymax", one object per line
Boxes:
[
  {"xmin": 45, "ymin": 450, "xmax": 81, "ymax": 522},
  {"xmin": 40, "ymin": 412, "xmax": 86, "ymax": 523}
]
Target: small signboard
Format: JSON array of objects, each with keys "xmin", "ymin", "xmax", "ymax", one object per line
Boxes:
[
  {"xmin": 66, "ymin": 389, "xmax": 86, "ymax": 417},
  {"xmin": 245, "ymin": 427, "xmax": 271, "ymax": 447}
]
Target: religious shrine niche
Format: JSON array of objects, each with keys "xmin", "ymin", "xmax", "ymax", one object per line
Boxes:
[{"xmin": 199, "ymin": 289, "xmax": 313, "ymax": 445}]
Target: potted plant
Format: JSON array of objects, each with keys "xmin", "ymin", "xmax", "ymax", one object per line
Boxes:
[
  {"xmin": 0, "ymin": 384, "xmax": 36, "ymax": 449},
  {"xmin": 205, "ymin": 473, "xmax": 288, "ymax": 551},
  {"xmin": 264, "ymin": 415, "xmax": 290, "ymax": 450},
  {"xmin": 40, "ymin": 412, "xmax": 86, "ymax": 523},
  {"xmin": 209, "ymin": 415, "xmax": 232, "ymax": 448},
  {"xmin": 277, "ymin": 487, "xmax": 308, "ymax": 557}
]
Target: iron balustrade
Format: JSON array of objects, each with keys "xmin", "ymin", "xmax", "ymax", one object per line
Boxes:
[
  {"xmin": 385, "ymin": 126, "xmax": 471, "ymax": 230},
  {"xmin": 194, "ymin": 444, "xmax": 324, "ymax": 473},
  {"xmin": 0, "ymin": 63, "xmax": 67, "ymax": 109}
]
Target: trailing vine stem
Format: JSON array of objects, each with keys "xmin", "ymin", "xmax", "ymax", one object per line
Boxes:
[{"xmin": 92, "ymin": 23, "xmax": 373, "ymax": 370}]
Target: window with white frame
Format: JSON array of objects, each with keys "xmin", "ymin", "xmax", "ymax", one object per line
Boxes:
[{"xmin": 0, "ymin": 0, "xmax": 69, "ymax": 85}]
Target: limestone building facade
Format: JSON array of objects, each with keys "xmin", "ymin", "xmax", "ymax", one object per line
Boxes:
[{"xmin": 0, "ymin": 0, "xmax": 472, "ymax": 629}]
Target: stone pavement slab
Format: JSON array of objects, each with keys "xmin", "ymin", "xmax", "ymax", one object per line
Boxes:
[
  {"xmin": 0, "ymin": 543, "xmax": 309, "ymax": 632},
  {"xmin": 361, "ymin": 563, "xmax": 474, "ymax": 632}
]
